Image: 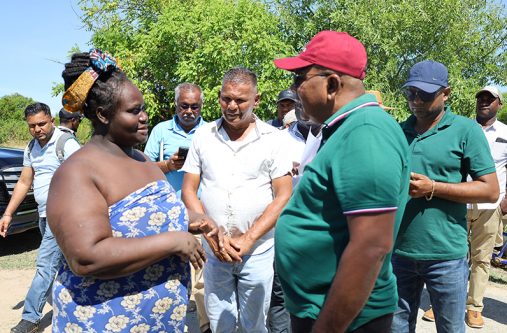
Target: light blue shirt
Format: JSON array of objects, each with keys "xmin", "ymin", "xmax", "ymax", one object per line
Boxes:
[
  {"xmin": 144, "ymin": 116, "xmax": 206, "ymax": 197},
  {"xmin": 23, "ymin": 127, "xmax": 81, "ymax": 217}
]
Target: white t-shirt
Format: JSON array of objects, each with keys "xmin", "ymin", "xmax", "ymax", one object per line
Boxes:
[
  {"xmin": 182, "ymin": 117, "xmax": 292, "ymax": 255},
  {"xmin": 468, "ymin": 119, "xmax": 507, "ymax": 210}
]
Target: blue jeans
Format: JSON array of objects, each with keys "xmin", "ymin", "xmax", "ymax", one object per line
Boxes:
[
  {"xmin": 22, "ymin": 217, "xmax": 63, "ymax": 323},
  {"xmin": 391, "ymin": 255, "xmax": 468, "ymax": 333},
  {"xmin": 204, "ymin": 246, "xmax": 274, "ymax": 333}
]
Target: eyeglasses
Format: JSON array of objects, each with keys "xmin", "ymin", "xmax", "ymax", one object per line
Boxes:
[
  {"xmin": 293, "ymin": 73, "xmax": 333, "ymax": 88},
  {"xmin": 178, "ymin": 103, "xmax": 201, "ymax": 111},
  {"xmin": 402, "ymin": 87, "xmax": 444, "ymax": 102}
]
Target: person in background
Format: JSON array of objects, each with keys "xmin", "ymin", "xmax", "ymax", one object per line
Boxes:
[
  {"xmin": 282, "ymin": 109, "xmax": 297, "ymax": 128},
  {"xmin": 0, "ymin": 103, "xmax": 81, "ymax": 333},
  {"xmin": 274, "ymin": 30, "xmax": 410, "ymax": 333},
  {"xmin": 47, "ymin": 49, "xmax": 217, "ymax": 332},
  {"xmin": 182, "ymin": 67, "xmax": 293, "ymax": 333},
  {"xmin": 267, "ymin": 89, "xmax": 298, "ymax": 128},
  {"xmin": 422, "ymin": 86, "xmax": 506, "ymax": 328},
  {"xmin": 144, "ymin": 82, "xmax": 206, "ymax": 198},
  {"xmin": 57, "ymin": 107, "xmax": 83, "ymax": 136},
  {"xmin": 392, "ymin": 61, "xmax": 499, "ymax": 333},
  {"xmin": 144, "ymin": 82, "xmax": 210, "ymax": 332},
  {"xmin": 365, "ymin": 90, "xmax": 395, "ymax": 112}
]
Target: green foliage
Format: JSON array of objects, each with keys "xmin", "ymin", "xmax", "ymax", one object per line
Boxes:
[
  {"xmin": 78, "ymin": 0, "xmax": 506, "ymax": 124},
  {"xmin": 0, "ymin": 93, "xmax": 34, "ymax": 121},
  {"xmin": 0, "ymin": 94, "xmax": 36, "ymax": 144},
  {"xmin": 79, "ymin": 0, "xmax": 293, "ymax": 124},
  {"xmin": 273, "ymin": 0, "xmax": 507, "ymax": 120}
]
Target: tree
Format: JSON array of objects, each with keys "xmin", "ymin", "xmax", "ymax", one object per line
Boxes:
[
  {"xmin": 79, "ymin": 0, "xmax": 294, "ymax": 125},
  {"xmin": 0, "ymin": 93, "xmax": 35, "ymax": 121},
  {"xmin": 79, "ymin": 0, "xmax": 506, "ymax": 122},
  {"xmin": 273, "ymin": 0, "xmax": 507, "ymax": 120},
  {"xmin": 0, "ymin": 94, "xmax": 36, "ymax": 144}
]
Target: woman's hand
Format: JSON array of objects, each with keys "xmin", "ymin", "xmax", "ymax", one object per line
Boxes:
[
  {"xmin": 188, "ymin": 212, "xmax": 225, "ymax": 252},
  {"xmin": 176, "ymin": 232, "xmax": 206, "ymax": 269}
]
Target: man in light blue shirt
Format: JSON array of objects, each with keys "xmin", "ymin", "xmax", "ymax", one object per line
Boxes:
[
  {"xmin": 144, "ymin": 82, "xmax": 209, "ymax": 333},
  {"xmin": 144, "ymin": 82, "xmax": 206, "ymax": 198},
  {"xmin": 0, "ymin": 103, "xmax": 81, "ymax": 333}
]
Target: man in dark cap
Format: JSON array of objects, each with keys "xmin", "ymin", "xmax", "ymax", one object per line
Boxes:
[
  {"xmin": 58, "ymin": 108, "xmax": 83, "ymax": 136},
  {"xmin": 392, "ymin": 60, "xmax": 499, "ymax": 333},
  {"xmin": 268, "ymin": 89, "xmax": 298, "ymax": 128},
  {"xmin": 273, "ymin": 30, "xmax": 410, "ymax": 333}
]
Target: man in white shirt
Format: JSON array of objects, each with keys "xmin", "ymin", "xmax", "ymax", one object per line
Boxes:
[
  {"xmin": 283, "ymin": 97, "xmax": 322, "ymax": 185},
  {"xmin": 1, "ymin": 103, "xmax": 81, "ymax": 333},
  {"xmin": 466, "ymin": 85, "xmax": 507, "ymax": 328},
  {"xmin": 182, "ymin": 67, "xmax": 292, "ymax": 333}
]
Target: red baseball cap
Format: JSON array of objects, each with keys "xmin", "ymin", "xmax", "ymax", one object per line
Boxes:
[{"xmin": 274, "ymin": 31, "xmax": 367, "ymax": 80}]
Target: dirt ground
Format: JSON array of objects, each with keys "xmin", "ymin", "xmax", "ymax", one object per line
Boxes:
[
  {"xmin": 0, "ymin": 269, "xmax": 202, "ymax": 333},
  {"xmin": 1, "ymin": 269, "xmax": 506, "ymax": 333}
]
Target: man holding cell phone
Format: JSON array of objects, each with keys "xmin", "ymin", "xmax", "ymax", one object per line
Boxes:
[
  {"xmin": 144, "ymin": 82, "xmax": 206, "ymax": 197},
  {"xmin": 144, "ymin": 82, "xmax": 210, "ymax": 333}
]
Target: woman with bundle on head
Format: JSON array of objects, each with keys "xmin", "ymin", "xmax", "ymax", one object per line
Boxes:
[{"xmin": 47, "ymin": 49, "xmax": 221, "ymax": 332}]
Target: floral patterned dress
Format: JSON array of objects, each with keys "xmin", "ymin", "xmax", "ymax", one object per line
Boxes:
[{"xmin": 52, "ymin": 180, "xmax": 190, "ymax": 333}]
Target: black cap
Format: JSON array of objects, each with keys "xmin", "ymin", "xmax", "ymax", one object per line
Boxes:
[
  {"xmin": 277, "ymin": 89, "xmax": 298, "ymax": 103},
  {"xmin": 59, "ymin": 108, "xmax": 83, "ymax": 121}
]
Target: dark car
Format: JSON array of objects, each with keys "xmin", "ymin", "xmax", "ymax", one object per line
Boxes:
[{"xmin": 0, "ymin": 147, "xmax": 39, "ymax": 235}]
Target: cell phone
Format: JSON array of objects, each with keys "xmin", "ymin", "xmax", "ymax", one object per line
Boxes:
[{"xmin": 178, "ymin": 146, "xmax": 189, "ymax": 160}]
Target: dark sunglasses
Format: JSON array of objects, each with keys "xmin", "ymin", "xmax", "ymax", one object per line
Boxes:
[
  {"xmin": 293, "ymin": 73, "xmax": 333, "ymax": 88},
  {"xmin": 476, "ymin": 93, "xmax": 497, "ymax": 104},
  {"xmin": 178, "ymin": 103, "xmax": 201, "ymax": 111},
  {"xmin": 402, "ymin": 87, "xmax": 444, "ymax": 102}
]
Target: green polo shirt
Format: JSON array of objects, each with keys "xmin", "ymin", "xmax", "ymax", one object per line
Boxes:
[
  {"xmin": 275, "ymin": 94, "xmax": 410, "ymax": 331},
  {"xmin": 395, "ymin": 107, "xmax": 495, "ymax": 260}
]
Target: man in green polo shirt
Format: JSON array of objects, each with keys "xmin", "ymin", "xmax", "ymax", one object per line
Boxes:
[
  {"xmin": 273, "ymin": 30, "xmax": 410, "ymax": 333},
  {"xmin": 391, "ymin": 60, "xmax": 499, "ymax": 333}
]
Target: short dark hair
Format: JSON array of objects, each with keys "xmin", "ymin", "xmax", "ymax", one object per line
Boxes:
[
  {"xmin": 222, "ymin": 67, "xmax": 258, "ymax": 92},
  {"xmin": 24, "ymin": 103, "xmax": 51, "ymax": 119}
]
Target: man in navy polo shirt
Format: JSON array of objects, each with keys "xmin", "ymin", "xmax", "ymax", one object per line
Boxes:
[
  {"xmin": 274, "ymin": 31, "xmax": 410, "ymax": 333},
  {"xmin": 392, "ymin": 61, "xmax": 499, "ymax": 333}
]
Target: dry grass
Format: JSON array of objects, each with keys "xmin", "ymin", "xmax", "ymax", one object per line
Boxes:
[{"xmin": 0, "ymin": 228, "xmax": 40, "ymax": 269}]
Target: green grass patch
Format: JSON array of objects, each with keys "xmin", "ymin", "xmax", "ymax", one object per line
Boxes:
[
  {"xmin": 490, "ymin": 266, "xmax": 507, "ymax": 285},
  {"xmin": 0, "ymin": 229, "xmax": 40, "ymax": 270}
]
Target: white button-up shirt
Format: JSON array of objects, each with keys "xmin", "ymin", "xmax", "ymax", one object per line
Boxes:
[
  {"xmin": 182, "ymin": 117, "xmax": 292, "ymax": 255},
  {"xmin": 470, "ymin": 119, "xmax": 507, "ymax": 209}
]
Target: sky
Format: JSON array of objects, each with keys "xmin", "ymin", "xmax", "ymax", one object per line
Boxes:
[
  {"xmin": 0, "ymin": 0, "xmax": 91, "ymax": 115},
  {"xmin": 0, "ymin": 0, "xmax": 505, "ymax": 116}
]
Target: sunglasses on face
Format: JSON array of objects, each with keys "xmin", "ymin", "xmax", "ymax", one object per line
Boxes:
[
  {"xmin": 293, "ymin": 73, "xmax": 333, "ymax": 89},
  {"xmin": 178, "ymin": 103, "xmax": 201, "ymax": 111},
  {"xmin": 402, "ymin": 87, "xmax": 444, "ymax": 102},
  {"xmin": 476, "ymin": 94, "xmax": 497, "ymax": 104}
]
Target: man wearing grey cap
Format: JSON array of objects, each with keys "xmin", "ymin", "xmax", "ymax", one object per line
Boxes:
[
  {"xmin": 268, "ymin": 89, "xmax": 298, "ymax": 128},
  {"xmin": 392, "ymin": 60, "xmax": 499, "ymax": 333},
  {"xmin": 465, "ymin": 85, "xmax": 506, "ymax": 328},
  {"xmin": 58, "ymin": 107, "xmax": 83, "ymax": 136}
]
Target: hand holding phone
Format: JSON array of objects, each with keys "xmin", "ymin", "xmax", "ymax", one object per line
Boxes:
[{"xmin": 178, "ymin": 146, "xmax": 189, "ymax": 161}]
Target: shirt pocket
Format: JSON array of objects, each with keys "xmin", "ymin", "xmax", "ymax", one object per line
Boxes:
[{"xmin": 239, "ymin": 154, "xmax": 273, "ymax": 179}]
